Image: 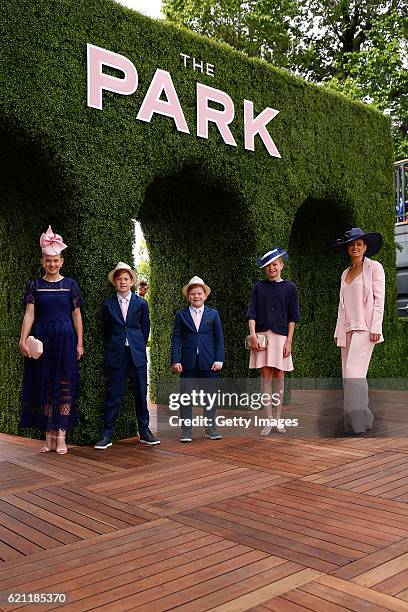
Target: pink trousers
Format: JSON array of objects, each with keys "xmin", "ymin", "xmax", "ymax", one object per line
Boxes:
[{"xmin": 341, "ymin": 331, "xmax": 375, "ymax": 433}]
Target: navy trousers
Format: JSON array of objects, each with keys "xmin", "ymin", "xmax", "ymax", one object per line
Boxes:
[
  {"xmin": 103, "ymin": 347, "xmax": 149, "ymax": 438},
  {"xmin": 180, "ymin": 358, "xmax": 218, "ymax": 429}
]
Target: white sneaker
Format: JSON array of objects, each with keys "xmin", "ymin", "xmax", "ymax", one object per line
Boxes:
[{"xmin": 180, "ymin": 429, "xmax": 192, "ymax": 442}]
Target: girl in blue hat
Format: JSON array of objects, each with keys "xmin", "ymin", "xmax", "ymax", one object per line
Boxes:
[{"xmin": 246, "ymin": 248, "xmax": 300, "ymax": 435}]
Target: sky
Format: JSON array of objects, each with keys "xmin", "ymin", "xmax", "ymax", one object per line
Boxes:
[{"xmin": 115, "ymin": 0, "xmax": 163, "ymax": 18}]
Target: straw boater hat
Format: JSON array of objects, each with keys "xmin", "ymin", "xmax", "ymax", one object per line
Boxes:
[
  {"xmin": 182, "ymin": 276, "xmax": 211, "ymax": 298},
  {"xmin": 333, "ymin": 228, "xmax": 383, "ymax": 257},
  {"xmin": 108, "ymin": 262, "xmax": 137, "ymax": 286},
  {"xmin": 39, "ymin": 225, "xmax": 67, "ymax": 256},
  {"xmin": 256, "ymin": 247, "xmax": 288, "ymax": 268}
]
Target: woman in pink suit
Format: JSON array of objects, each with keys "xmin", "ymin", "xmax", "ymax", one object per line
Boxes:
[{"xmin": 333, "ymin": 228, "xmax": 385, "ymax": 434}]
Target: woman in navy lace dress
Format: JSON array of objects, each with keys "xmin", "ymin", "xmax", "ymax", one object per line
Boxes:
[{"xmin": 19, "ymin": 226, "xmax": 83, "ymax": 454}]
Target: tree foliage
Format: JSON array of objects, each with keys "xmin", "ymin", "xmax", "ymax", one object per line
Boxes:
[
  {"xmin": 325, "ymin": 9, "xmax": 407, "ymax": 158},
  {"xmin": 163, "ymin": 0, "xmax": 408, "ymax": 158},
  {"xmin": 135, "ymin": 237, "xmax": 150, "ymax": 281},
  {"xmin": 162, "ymin": 0, "xmax": 298, "ymax": 67}
]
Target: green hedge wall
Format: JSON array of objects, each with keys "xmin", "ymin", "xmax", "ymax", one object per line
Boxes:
[{"xmin": 0, "ymin": 0, "xmax": 405, "ymax": 444}]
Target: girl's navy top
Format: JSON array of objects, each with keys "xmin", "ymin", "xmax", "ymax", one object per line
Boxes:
[{"xmin": 246, "ymin": 279, "xmax": 300, "ymax": 336}]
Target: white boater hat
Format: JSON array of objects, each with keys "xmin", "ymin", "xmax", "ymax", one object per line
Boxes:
[
  {"xmin": 182, "ymin": 276, "xmax": 211, "ymax": 298},
  {"xmin": 108, "ymin": 262, "xmax": 137, "ymax": 286}
]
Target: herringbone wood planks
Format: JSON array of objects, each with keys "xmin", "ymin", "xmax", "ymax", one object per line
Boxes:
[{"xmin": 1, "ymin": 419, "xmax": 408, "ymax": 610}]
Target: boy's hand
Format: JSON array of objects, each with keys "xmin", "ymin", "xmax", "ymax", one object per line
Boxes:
[
  {"xmin": 211, "ymin": 363, "xmax": 222, "ymax": 372},
  {"xmin": 283, "ymin": 340, "xmax": 292, "ymax": 358},
  {"xmin": 171, "ymin": 362, "xmax": 183, "ymax": 373}
]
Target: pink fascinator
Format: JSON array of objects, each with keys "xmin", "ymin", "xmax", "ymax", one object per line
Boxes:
[{"xmin": 40, "ymin": 226, "xmax": 67, "ymax": 256}]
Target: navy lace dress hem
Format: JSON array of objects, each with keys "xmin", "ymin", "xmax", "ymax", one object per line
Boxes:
[{"xmin": 20, "ymin": 277, "xmax": 82, "ymax": 432}]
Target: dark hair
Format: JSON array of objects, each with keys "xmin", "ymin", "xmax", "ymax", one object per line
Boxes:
[
  {"xmin": 138, "ymin": 280, "xmax": 148, "ymax": 287},
  {"xmin": 347, "ymin": 237, "xmax": 367, "ymax": 246}
]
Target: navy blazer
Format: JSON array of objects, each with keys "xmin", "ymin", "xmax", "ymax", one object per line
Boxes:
[
  {"xmin": 171, "ymin": 305, "xmax": 225, "ymax": 371},
  {"xmin": 246, "ymin": 280, "xmax": 300, "ymax": 336},
  {"xmin": 102, "ymin": 293, "xmax": 150, "ymax": 368}
]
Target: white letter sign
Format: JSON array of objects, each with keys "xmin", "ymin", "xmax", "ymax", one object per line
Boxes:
[
  {"xmin": 244, "ymin": 100, "xmax": 281, "ymax": 158},
  {"xmin": 86, "ymin": 44, "xmax": 282, "ymax": 160},
  {"xmin": 137, "ymin": 69, "xmax": 190, "ymax": 133},
  {"xmin": 87, "ymin": 43, "xmax": 138, "ymax": 110},
  {"xmin": 197, "ymin": 83, "xmax": 237, "ymax": 147}
]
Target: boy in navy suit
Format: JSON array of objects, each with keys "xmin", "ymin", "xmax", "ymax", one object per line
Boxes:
[
  {"xmin": 171, "ymin": 276, "xmax": 225, "ymax": 442},
  {"xmin": 95, "ymin": 262, "xmax": 159, "ymax": 449}
]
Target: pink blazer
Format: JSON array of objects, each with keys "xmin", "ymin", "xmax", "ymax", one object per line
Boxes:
[{"xmin": 334, "ymin": 257, "xmax": 385, "ymax": 347}]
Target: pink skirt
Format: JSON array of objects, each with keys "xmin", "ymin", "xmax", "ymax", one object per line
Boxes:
[{"xmin": 249, "ymin": 329, "xmax": 294, "ymax": 371}]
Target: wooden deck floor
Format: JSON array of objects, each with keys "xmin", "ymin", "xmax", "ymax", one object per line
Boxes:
[{"xmin": 1, "ymin": 399, "xmax": 408, "ymax": 611}]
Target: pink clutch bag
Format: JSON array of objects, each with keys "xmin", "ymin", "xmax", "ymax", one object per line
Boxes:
[
  {"xmin": 244, "ymin": 334, "xmax": 268, "ymax": 350},
  {"xmin": 26, "ymin": 336, "xmax": 43, "ymax": 359}
]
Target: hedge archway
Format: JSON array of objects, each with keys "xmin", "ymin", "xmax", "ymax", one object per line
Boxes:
[
  {"xmin": 288, "ymin": 197, "xmax": 353, "ymax": 376},
  {"xmin": 0, "ymin": 120, "xmax": 80, "ymax": 435},
  {"xmin": 139, "ymin": 165, "xmax": 255, "ymax": 385}
]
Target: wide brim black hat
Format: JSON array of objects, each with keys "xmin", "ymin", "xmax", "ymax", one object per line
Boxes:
[{"xmin": 333, "ymin": 227, "xmax": 383, "ymax": 257}]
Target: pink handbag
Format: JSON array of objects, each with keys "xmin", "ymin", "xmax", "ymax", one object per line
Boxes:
[
  {"xmin": 26, "ymin": 336, "xmax": 43, "ymax": 359},
  {"xmin": 244, "ymin": 334, "xmax": 268, "ymax": 350}
]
